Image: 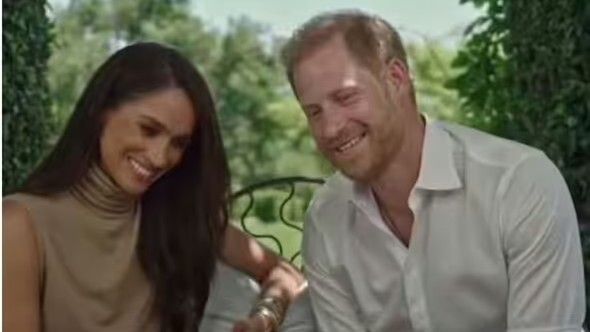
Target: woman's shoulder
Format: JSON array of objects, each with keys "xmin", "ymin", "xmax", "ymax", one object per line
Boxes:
[
  {"xmin": 3, "ymin": 194, "xmax": 43, "ymax": 259},
  {"xmin": 4, "ymin": 193, "xmax": 40, "ymax": 222},
  {"xmin": 3, "ymin": 195, "xmax": 34, "ymax": 223},
  {"xmin": 4, "ymin": 192, "xmax": 64, "ymax": 212},
  {"xmin": 3, "ymin": 192, "xmax": 69, "ymax": 232},
  {"xmin": 3, "ymin": 192, "xmax": 66, "ymax": 267},
  {"xmin": 4, "ymin": 192, "xmax": 54, "ymax": 229}
]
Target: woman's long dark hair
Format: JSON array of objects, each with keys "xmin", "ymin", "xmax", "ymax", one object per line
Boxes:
[{"xmin": 21, "ymin": 42, "xmax": 230, "ymax": 331}]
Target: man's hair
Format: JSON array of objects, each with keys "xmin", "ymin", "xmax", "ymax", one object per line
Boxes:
[{"xmin": 282, "ymin": 10, "xmax": 408, "ymax": 89}]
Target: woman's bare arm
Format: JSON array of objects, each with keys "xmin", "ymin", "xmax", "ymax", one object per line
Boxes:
[
  {"xmin": 3, "ymin": 200, "xmax": 42, "ymax": 332},
  {"xmin": 221, "ymin": 224, "xmax": 306, "ymax": 331}
]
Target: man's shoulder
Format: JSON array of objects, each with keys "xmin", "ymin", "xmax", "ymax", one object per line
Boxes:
[
  {"xmin": 439, "ymin": 121, "xmax": 544, "ymax": 170},
  {"xmin": 314, "ymin": 172, "xmax": 353, "ymax": 203},
  {"xmin": 306, "ymin": 172, "xmax": 354, "ymax": 232}
]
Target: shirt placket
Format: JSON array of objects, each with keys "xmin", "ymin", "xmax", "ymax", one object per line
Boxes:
[{"xmin": 403, "ymin": 189, "xmax": 432, "ymax": 332}]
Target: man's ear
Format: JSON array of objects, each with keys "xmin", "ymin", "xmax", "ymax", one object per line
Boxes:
[{"xmin": 383, "ymin": 58, "xmax": 411, "ymax": 92}]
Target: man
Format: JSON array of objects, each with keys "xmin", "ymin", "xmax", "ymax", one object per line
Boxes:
[{"xmin": 281, "ymin": 10, "xmax": 585, "ymax": 331}]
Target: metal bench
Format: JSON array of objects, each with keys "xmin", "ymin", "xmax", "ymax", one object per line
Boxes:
[{"xmin": 200, "ymin": 176, "xmax": 324, "ymax": 331}]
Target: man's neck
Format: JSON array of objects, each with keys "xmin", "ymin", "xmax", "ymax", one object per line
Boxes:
[{"xmin": 370, "ymin": 114, "xmax": 425, "ymax": 215}]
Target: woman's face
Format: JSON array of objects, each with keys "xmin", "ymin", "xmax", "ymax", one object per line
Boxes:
[{"xmin": 99, "ymin": 87, "xmax": 196, "ymax": 196}]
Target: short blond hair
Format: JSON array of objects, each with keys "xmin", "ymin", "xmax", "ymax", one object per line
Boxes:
[{"xmin": 282, "ymin": 10, "xmax": 408, "ymax": 88}]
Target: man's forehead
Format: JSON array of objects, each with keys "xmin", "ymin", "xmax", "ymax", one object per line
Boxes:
[
  {"xmin": 296, "ymin": 67, "xmax": 362, "ymax": 105},
  {"xmin": 294, "ymin": 36, "xmax": 372, "ymax": 83}
]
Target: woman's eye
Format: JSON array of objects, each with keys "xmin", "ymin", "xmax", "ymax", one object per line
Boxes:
[{"xmin": 140, "ymin": 124, "xmax": 158, "ymax": 137}]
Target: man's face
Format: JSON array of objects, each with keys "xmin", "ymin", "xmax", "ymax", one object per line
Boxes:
[{"xmin": 293, "ymin": 35, "xmax": 406, "ymax": 183}]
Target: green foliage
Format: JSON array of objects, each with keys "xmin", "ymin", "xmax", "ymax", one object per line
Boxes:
[
  {"xmin": 452, "ymin": 0, "xmax": 590, "ymax": 211},
  {"xmin": 253, "ymin": 195, "xmax": 277, "ymax": 223},
  {"xmin": 231, "ymin": 182, "xmax": 322, "ymax": 266},
  {"xmin": 3, "ymin": 0, "xmax": 54, "ymax": 193},
  {"xmin": 210, "ymin": 18, "xmax": 289, "ymax": 184},
  {"xmin": 48, "ymin": 0, "xmax": 217, "ymax": 128},
  {"xmin": 407, "ymin": 42, "xmax": 462, "ymax": 121}
]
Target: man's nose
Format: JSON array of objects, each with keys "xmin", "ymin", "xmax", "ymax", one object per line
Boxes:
[{"xmin": 319, "ymin": 104, "xmax": 346, "ymax": 142}]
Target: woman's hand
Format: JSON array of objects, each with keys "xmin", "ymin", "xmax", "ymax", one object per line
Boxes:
[
  {"xmin": 232, "ymin": 314, "xmax": 272, "ymax": 332},
  {"xmin": 222, "ymin": 225, "xmax": 308, "ymax": 331},
  {"xmin": 221, "ymin": 225, "xmax": 307, "ymax": 303}
]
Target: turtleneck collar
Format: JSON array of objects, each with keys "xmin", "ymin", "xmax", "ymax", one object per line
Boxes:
[{"xmin": 71, "ymin": 165, "xmax": 137, "ymax": 219}]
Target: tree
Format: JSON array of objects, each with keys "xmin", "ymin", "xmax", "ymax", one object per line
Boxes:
[
  {"xmin": 3, "ymin": 0, "xmax": 54, "ymax": 193},
  {"xmin": 48, "ymin": 0, "xmax": 217, "ymax": 128},
  {"xmin": 407, "ymin": 41, "xmax": 462, "ymax": 122},
  {"xmin": 451, "ymin": 0, "xmax": 590, "ymax": 216},
  {"xmin": 209, "ymin": 18, "xmax": 322, "ymax": 186}
]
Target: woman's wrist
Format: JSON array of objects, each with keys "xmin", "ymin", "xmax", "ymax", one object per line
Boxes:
[
  {"xmin": 249, "ymin": 295, "xmax": 286, "ymax": 331},
  {"xmin": 250, "ymin": 260, "xmax": 307, "ymax": 331}
]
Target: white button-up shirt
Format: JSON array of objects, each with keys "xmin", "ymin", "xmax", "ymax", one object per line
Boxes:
[{"xmin": 302, "ymin": 121, "xmax": 585, "ymax": 332}]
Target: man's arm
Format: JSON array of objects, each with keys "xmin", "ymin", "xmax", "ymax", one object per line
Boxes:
[
  {"xmin": 500, "ymin": 153, "xmax": 585, "ymax": 331},
  {"xmin": 302, "ymin": 214, "xmax": 366, "ymax": 332}
]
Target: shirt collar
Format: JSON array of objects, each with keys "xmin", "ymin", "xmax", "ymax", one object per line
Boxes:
[
  {"xmin": 350, "ymin": 120, "xmax": 463, "ymax": 206},
  {"xmin": 415, "ymin": 121, "xmax": 462, "ymax": 191}
]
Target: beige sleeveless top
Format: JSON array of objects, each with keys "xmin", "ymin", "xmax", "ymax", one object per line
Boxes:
[{"xmin": 6, "ymin": 166, "xmax": 159, "ymax": 331}]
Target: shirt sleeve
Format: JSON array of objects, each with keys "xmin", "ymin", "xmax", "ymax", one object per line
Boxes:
[
  {"xmin": 302, "ymin": 211, "xmax": 367, "ymax": 332},
  {"xmin": 499, "ymin": 153, "xmax": 585, "ymax": 331}
]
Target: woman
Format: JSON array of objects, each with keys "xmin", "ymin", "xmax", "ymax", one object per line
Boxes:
[{"xmin": 3, "ymin": 42, "xmax": 305, "ymax": 332}]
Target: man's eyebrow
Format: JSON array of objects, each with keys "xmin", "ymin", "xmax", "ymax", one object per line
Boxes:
[
  {"xmin": 330, "ymin": 86, "xmax": 359, "ymax": 99},
  {"xmin": 302, "ymin": 103, "xmax": 320, "ymax": 111}
]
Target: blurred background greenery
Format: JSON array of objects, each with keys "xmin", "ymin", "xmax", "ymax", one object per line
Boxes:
[{"xmin": 3, "ymin": 0, "xmax": 589, "ymax": 320}]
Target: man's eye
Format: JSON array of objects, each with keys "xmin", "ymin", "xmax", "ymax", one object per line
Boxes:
[
  {"xmin": 339, "ymin": 93, "xmax": 358, "ymax": 105},
  {"xmin": 309, "ymin": 108, "xmax": 322, "ymax": 117}
]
